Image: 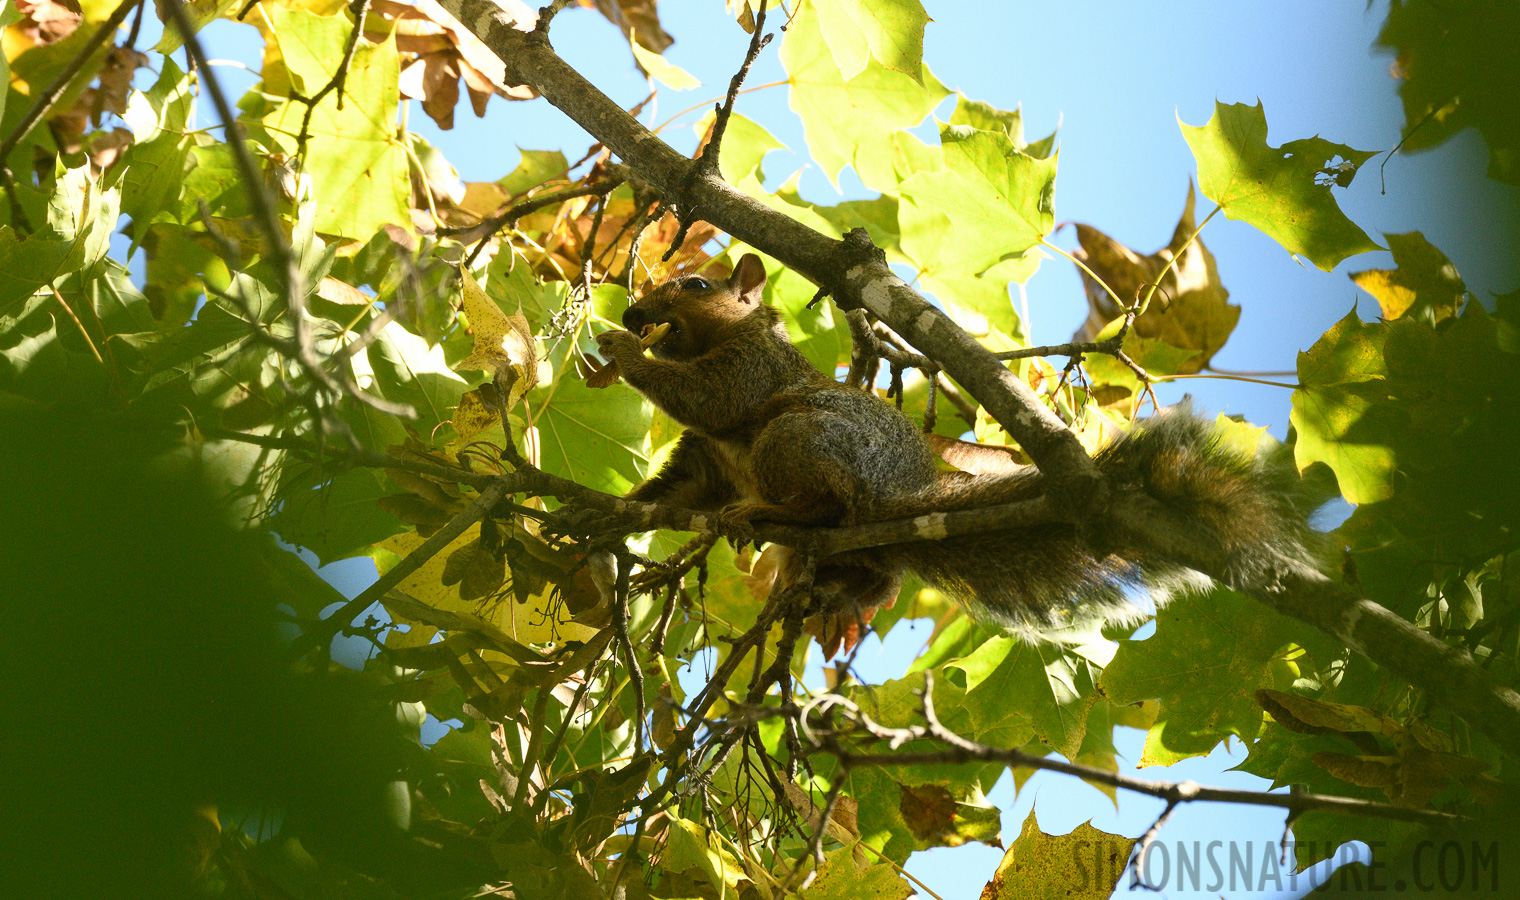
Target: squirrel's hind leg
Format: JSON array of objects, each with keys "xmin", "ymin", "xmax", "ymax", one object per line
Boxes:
[{"xmin": 745, "ymin": 409, "xmax": 882, "ymax": 526}]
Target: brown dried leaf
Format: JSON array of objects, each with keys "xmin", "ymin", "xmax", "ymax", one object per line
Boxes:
[
  {"xmin": 582, "ymin": 0, "xmax": 671, "ymax": 53},
  {"xmin": 1070, "ymin": 185, "xmax": 1239, "ymax": 373},
  {"xmin": 370, "ymin": 0, "xmax": 539, "ymax": 113},
  {"xmin": 460, "ymin": 542, "xmax": 506, "ymax": 602},
  {"xmin": 14, "ymin": 0, "xmax": 82, "ymax": 46},
  {"xmin": 422, "ymin": 51, "xmax": 462, "ymax": 129},
  {"xmin": 377, "ymin": 493, "xmax": 456, "ymax": 526},
  {"xmin": 85, "ymin": 127, "xmax": 132, "ymax": 173},
  {"xmin": 899, "ymin": 783, "xmax": 957, "ymax": 844},
  {"xmin": 89, "ymin": 45, "xmax": 149, "ymax": 125},
  {"xmin": 783, "ymin": 783, "xmax": 859, "ymax": 844},
  {"xmin": 441, "ymin": 537, "xmax": 481, "ymax": 587},
  {"xmin": 925, "ymin": 434, "xmax": 1029, "ymax": 475},
  {"xmin": 317, "ymin": 276, "xmax": 372, "ymax": 305},
  {"xmin": 651, "ymin": 681, "xmax": 676, "ymax": 751},
  {"xmin": 459, "ymin": 58, "xmax": 495, "ymax": 117},
  {"xmin": 1256, "ymin": 689, "xmax": 1399, "ymax": 737}
]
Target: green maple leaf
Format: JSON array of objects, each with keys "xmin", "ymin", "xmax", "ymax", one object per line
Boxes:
[
  {"xmin": 949, "ymin": 636, "xmax": 1093, "ymax": 759},
  {"xmin": 1102, "ymin": 588, "xmax": 1330, "ymax": 765},
  {"xmin": 260, "ymin": 5, "xmax": 411, "ymax": 242},
  {"xmin": 1291, "ymin": 310, "xmax": 1398, "ymax": 504},
  {"xmin": 528, "ymin": 336, "xmax": 652, "ymax": 497},
  {"xmin": 899, "ymin": 123, "xmax": 1058, "ymax": 275},
  {"xmin": 1181, "ymin": 100, "xmax": 1380, "ymax": 271},
  {"xmin": 1349, "ymin": 231, "xmax": 1466, "ymax": 322},
  {"xmin": 811, "ymin": 0, "xmax": 930, "ymax": 83},
  {"xmin": 781, "ymin": 0, "xmax": 948, "ymax": 190},
  {"xmin": 984, "ymin": 810, "xmax": 1136, "ymax": 900}
]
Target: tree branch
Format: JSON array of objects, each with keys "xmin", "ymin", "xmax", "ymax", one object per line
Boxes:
[
  {"xmin": 0, "ymin": 0, "xmax": 144, "ymax": 230},
  {"xmin": 422, "ymin": 2, "xmax": 1520, "ymax": 759},
  {"xmin": 804, "ymin": 673, "xmax": 1456, "ymax": 827},
  {"xmin": 428, "ymin": 0, "xmax": 1093, "ymax": 488}
]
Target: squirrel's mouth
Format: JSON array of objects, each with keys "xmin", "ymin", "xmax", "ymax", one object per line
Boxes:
[{"xmin": 643, "ymin": 319, "xmax": 677, "ymax": 343}]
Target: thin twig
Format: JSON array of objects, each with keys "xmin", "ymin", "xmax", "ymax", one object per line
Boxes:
[
  {"xmin": 532, "ymin": 656, "xmax": 606, "ymax": 816},
  {"xmin": 812, "ymin": 690, "xmax": 1454, "ymax": 826},
  {"xmin": 292, "ymin": 0, "xmax": 375, "ymax": 156},
  {"xmin": 0, "ymin": 0, "xmax": 142, "ymax": 165},
  {"xmin": 0, "ymin": 0, "xmax": 142, "ymax": 229},
  {"xmin": 783, "ymin": 771, "xmax": 846, "ymax": 892},
  {"xmin": 661, "ymin": 0, "xmax": 770, "ymax": 261},
  {"xmin": 534, "ymin": 0, "xmax": 573, "ymax": 34},
  {"xmin": 165, "ymin": 0, "xmax": 406, "ymax": 425},
  {"xmin": 457, "ymin": 177, "xmax": 623, "ymax": 267},
  {"xmin": 612, "ymin": 548, "xmax": 646, "ymax": 753},
  {"xmin": 293, "ymin": 475, "xmax": 512, "ymax": 654},
  {"xmin": 1127, "ymin": 797, "xmax": 1184, "ymax": 889}
]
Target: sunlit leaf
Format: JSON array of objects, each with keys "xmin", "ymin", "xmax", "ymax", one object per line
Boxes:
[
  {"xmin": 1349, "ymin": 231, "xmax": 1465, "ymax": 323},
  {"xmin": 811, "ymin": 0, "xmax": 929, "ymax": 83},
  {"xmin": 981, "ymin": 810, "xmax": 1135, "ymax": 900},
  {"xmin": 1181, "ymin": 100, "xmax": 1380, "ymax": 271},
  {"xmin": 781, "ymin": 0, "xmax": 949, "ymax": 190},
  {"xmin": 629, "ymin": 29, "xmax": 698, "ymax": 90},
  {"xmin": 899, "ymin": 123, "xmax": 1057, "ymax": 275},
  {"xmin": 260, "ymin": 5, "xmax": 412, "ymax": 241}
]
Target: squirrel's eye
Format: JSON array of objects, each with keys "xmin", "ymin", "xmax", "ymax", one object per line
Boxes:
[{"xmin": 681, "ymin": 277, "xmax": 711, "ymax": 291}]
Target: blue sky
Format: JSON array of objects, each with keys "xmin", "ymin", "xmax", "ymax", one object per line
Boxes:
[{"xmin": 160, "ymin": 1, "xmax": 1517, "ymax": 897}]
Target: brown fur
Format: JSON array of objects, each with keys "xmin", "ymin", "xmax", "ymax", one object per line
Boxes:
[{"xmin": 596, "ymin": 255, "xmax": 1322, "ymax": 638}]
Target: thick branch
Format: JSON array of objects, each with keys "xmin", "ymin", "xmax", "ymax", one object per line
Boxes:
[
  {"xmin": 1107, "ymin": 496, "xmax": 1520, "ymax": 756},
  {"xmin": 429, "ymin": 0, "xmax": 1092, "ymax": 489}
]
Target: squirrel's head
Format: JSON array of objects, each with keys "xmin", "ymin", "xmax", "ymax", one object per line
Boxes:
[{"xmin": 622, "ymin": 253, "xmax": 768, "ymax": 360}]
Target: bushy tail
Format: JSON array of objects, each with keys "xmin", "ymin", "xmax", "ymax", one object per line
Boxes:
[{"xmin": 884, "ymin": 410, "xmax": 1327, "ymax": 632}]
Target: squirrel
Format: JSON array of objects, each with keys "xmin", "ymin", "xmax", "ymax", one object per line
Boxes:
[{"xmin": 594, "ymin": 253, "xmax": 1322, "ymax": 641}]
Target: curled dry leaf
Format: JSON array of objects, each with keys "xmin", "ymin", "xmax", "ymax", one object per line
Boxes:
[
  {"xmin": 454, "ymin": 267, "xmax": 539, "ymax": 406},
  {"xmin": 925, "ymin": 433, "xmax": 1029, "ymax": 476},
  {"xmin": 1070, "ymin": 184, "xmax": 1240, "ymax": 373},
  {"xmin": 372, "ymin": 0, "xmax": 538, "ymax": 129},
  {"xmin": 13, "ymin": 0, "xmax": 82, "ymax": 48},
  {"xmin": 85, "ymin": 127, "xmax": 133, "ymax": 173},
  {"xmin": 651, "ymin": 681, "xmax": 676, "ymax": 751},
  {"xmin": 316, "ymin": 276, "xmax": 372, "ymax": 305},
  {"xmin": 581, "ymin": 0, "xmax": 672, "ymax": 53},
  {"xmin": 782, "ymin": 782, "xmax": 860, "ymax": 844}
]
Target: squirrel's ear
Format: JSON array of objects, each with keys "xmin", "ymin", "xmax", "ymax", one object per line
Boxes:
[{"xmin": 730, "ymin": 253, "xmax": 768, "ymax": 305}]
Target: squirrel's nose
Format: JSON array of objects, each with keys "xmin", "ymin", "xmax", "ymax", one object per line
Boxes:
[{"xmin": 622, "ymin": 307, "xmax": 647, "ymax": 332}]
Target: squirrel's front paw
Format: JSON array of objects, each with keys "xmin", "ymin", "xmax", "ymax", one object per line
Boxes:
[{"xmin": 595, "ymin": 329, "xmax": 641, "ymax": 361}]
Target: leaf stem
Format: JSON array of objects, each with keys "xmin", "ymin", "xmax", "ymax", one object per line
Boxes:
[
  {"xmin": 1039, "ymin": 238, "xmax": 1128, "ymax": 311},
  {"xmin": 1138, "ymin": 204, "xmax": 1221, "ymax": 313},
  {"xmin": 1157, "ymin": 372, "xmax": 1300, "ymax": 389}
]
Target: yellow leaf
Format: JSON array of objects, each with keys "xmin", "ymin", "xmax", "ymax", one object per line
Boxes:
[
  {"xmin": 454, "ymin": 268, "xmax": 539, "ymax": 408},
  {"xmin": 983, "ymin": 810, "xmax": 1136, "ymax": 900},
  {"xmin": 630, "ymin": 29, "xmax": 700, "ymax": 90},
  {"xmin": 372, "ymin": 526, "xmax": 598, "ymax": 647}
]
